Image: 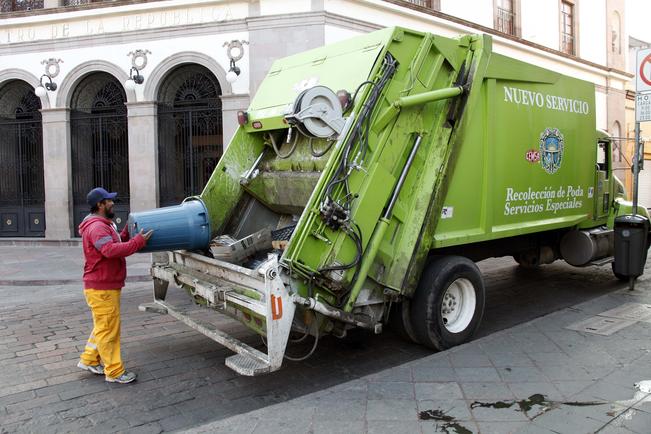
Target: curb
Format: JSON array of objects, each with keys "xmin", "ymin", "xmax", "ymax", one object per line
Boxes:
[
  {"xmin": 0, "ymin": 275, "xmax": 152, "ymax": 286},
  {"xmin": 0, "ymin": 239, "xmax": 81, "ymax": 247}
]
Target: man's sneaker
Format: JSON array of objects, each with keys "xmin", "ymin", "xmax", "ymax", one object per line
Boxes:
[
  {"xmin": 77, "ymin": 361, "xmax": 104, "ymax": 375},
  {"xmin": 105, "ymin": 371, "xmax": 137, "ymax": 384}
]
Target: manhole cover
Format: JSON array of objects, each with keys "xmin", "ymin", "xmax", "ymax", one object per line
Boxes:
[
  {"xmin": 565, "ymin": 316, "xmax": 636, "ymax": 336},
  {"xmin": 597, "ymin": 303, "xmax": 651, "ymax": 321}
]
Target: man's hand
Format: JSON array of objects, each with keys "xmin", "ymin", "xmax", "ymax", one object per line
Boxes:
[{"xmin": 138, "ymin": 229, "xmax": 154, "ymax": 243}]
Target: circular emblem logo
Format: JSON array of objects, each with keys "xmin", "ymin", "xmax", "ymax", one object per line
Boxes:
[{"xmin": 539, "ymin": 128, "xmax": 564, "ymax": 174}]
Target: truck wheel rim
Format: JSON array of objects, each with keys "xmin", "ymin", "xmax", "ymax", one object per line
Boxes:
[{"xmin": 440, "ymin": 278, "xmax": 476, "ymax": 333}]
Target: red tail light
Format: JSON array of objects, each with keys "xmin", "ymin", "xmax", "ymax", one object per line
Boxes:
[{"xmin": 237, "ymin": 111, "xmax": 248, "ymax": 126}]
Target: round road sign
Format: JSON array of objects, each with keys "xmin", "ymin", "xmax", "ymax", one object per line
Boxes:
[
  {"xmin": 640, "ymin": 53, "xmax": 651, "ymax": 87},
  {"xmin": 636, "ymin": 48, "xmax": 651, "ymax": 92}
]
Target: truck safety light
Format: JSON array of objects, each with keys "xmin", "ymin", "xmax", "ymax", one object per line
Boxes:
[
  {"xmin": 336, "ymin": 89, "xmax": 352, "ymax": 111},
  {"xmin": 237, "ymin": 111, "xmax": 248, "ymax": 126}
]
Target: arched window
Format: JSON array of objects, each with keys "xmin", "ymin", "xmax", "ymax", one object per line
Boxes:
[
  {"xmin": 0, "ymin": 80, "xmax": 45, "ymax": 237},
  {"xmin": 70, "ymin": 72, "xmax": 129, "ymax": 235},
  {"xmin": 157, "ymin": 64, "xmax": 223, "ymax": 207}
]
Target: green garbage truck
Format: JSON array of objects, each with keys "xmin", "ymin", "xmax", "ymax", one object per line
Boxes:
[{"xmin": 134, "ymin": 26, "xmax": 650, "ymax": 375}]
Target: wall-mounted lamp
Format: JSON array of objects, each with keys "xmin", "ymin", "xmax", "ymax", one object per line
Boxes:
[
  {"xmin": 125, "ymin": 67, "xmax": 144, "ymax": 91},
  {"xmin": 224, "ymin": 40, "xmax": 248, "ymax": 83},
  {"xmin": 125, "ymin": 49, "xmax": 151, "ymax": 91},
  {"xmin": 226, "ymin": 59, "xmax": 241, "ymax": 84},
  {"xmin": 35, "ymin": 74, "xmax": 57, "ymax": 97},
  {"xmin": 35, "ymin": 58, "xmax": 63, "ymax": 97}
]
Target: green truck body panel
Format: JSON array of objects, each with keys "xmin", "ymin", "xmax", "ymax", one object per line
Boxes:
[{"xmin": 435, "ymin": 56, "xmax": 598, "ymax": 245}]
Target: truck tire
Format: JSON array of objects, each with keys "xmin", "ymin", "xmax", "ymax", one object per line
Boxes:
[
  {"xmin": 513, "ymin": 254, "xmax": 540, "ymax": 269},
  {"xmin": 389, "ymin": 300, "xmax": 420, "ymax": 344},
  {"xmin": 410, "ymin": 256, "xmax": 485, "ymax": 351}
]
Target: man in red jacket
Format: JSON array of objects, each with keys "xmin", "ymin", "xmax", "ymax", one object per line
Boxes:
[{"xmin": 77, "ymin": 187, "xmax": 153, "ymax": 384}]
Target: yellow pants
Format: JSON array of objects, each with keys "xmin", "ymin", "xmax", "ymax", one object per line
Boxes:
[{"xmin": 79, "ymin": 289, "xmax": 125, "ymax": 379}]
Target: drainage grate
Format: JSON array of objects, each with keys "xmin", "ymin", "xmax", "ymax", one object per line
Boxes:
[
  {"xmin": 565, "ymin": 316, "xmax": 637, "ymax": 336},
  {"xmin": 597, "ymin": 303, "xmax": 651, "ymax": 322}
]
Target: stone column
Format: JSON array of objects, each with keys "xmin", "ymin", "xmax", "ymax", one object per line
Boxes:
[
  {"xmin": 220, "ymin": 94, "xmax": 250, "ymax": 148},
  {"xmin": 126, "ymin": 102, "xmax": 159, "ymax": 212},
  {"xmin": 41, "ymin": 108, "xmax": 72, "ymax": 239}
]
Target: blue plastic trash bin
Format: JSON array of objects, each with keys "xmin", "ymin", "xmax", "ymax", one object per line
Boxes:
[{"xmin": 127, "ymin": 198, "xmax": 211, "ymax": 253}]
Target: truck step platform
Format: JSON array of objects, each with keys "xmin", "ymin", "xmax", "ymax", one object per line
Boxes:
[
  {"xmin": 225, "ymin": 354, "xmax": 272, "ymax": 376},
  {"xmin": 139, "ymin": 300, "xmax": 273, "ymax": 375},
  {"xmin": 590, "ymin": 256, "xmax": 614, "ymax": 266}
]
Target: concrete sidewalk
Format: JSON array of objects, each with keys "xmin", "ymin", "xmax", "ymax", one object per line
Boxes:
[
  {"xmin": 189, "ymin": 272, "xmax": 651, "ymax": 433},
  {"xmin": 0, "ymin": 246, "xmax": 151, "ymax": 286}
]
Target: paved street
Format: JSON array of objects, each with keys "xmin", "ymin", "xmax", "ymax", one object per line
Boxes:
[{"xmin": 0, "ymin": 246, "xmax": 650, "ymax": 433}]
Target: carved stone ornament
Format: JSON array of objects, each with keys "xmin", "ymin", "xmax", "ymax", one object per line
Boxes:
[
  {"xmin": 223, "ymin": 40, "xmax": 249, "ymax": 62},
  {"xmin": 128, "ymin": 49, "xmax": 152, "ymax": 71},
  {"xmin": 41, "ymin": 58, "xmax": 63, "ymax": 78}
]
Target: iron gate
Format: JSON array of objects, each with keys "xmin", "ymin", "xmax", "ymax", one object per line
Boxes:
[
  {"xmin": 0, "ymin": 81, "xmax": 45, "ymax": 237},
  {"xmin": 70, "ymin": 74, "xmax": 129, "ymax": 235},
  {"xmin": 157, "ymin": 65, "xmax": 222, "ymax": 207}
]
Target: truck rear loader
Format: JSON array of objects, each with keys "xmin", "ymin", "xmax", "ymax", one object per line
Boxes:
[{"xmin": 132, "ymin": 27, "xmax": 650, "ymax": 376}]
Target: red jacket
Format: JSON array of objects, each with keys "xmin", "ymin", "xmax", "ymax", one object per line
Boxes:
[{"xmin": 79, "ymin": 214, "xmax": 146, "ymax": 290}]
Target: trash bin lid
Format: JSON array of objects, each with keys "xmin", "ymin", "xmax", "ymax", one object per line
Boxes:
[{"xmin": 615, "ymin": 214, "xmax": 650, "ymax": 227}]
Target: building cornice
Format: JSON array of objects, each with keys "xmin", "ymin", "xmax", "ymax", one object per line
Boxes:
[
  {"xmin": 0, "ymin": 0, "xmax": 237, "ymax": 21},
  {"xmin": 0, "ymin": 0, "xmax": 635, "ymax": 83},
  {"xmin": 245, "ymin": 11, "xmax": 325, "ymax": 30},
  {"xmin": 378, "ymin": 0, "xmax": 633, "ymax": 79},
  {"xmin": 0, "ymin": 18, "xmax": 248, "ymax": 54}
]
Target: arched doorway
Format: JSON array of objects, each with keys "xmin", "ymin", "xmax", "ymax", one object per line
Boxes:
[
  {"xmin": 70, "ymin": 72, "xmax": 129, "ymax": 235},
  {"xmin": 0, "ymin": 80, "xmax": 45, "ymax": 237},
  {"xmin": 157, "ymin": 64, "xmax": 223, "ymax": 207}
]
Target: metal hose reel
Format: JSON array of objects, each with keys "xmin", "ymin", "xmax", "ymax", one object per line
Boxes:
[{"xmin": 286, "ymin": 86, "xmax": 346, "ymax": 139}]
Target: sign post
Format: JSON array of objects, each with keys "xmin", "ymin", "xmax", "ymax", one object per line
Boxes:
[{"xmin": 633, "ymin": 48, "xmax": 651, "ymax": 214}]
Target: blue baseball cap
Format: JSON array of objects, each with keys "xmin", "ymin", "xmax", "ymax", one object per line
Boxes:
[{"xmin": 87, "ymin": 187, "xmax": 117, "ymax": 207}]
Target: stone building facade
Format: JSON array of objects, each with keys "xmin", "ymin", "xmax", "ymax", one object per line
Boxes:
[{"xmin": 0, "ymin": 0, "xmax": 630, "ymax": 239}]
